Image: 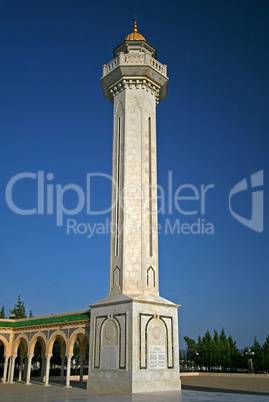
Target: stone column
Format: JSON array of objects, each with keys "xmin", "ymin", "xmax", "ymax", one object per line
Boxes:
[
  {"xmin": 79, "ymin": 354, "xmax": 84, "ymax": 382},
  {"xmin": 44, "ymin": 354, "xmax": 52, "ymax": 387},
  {"xmin": 7, "ymin": 357, "xmax": 11, "ymax": 383},
  {"xmin": 25, "ymin": 355, "xmax": 33, "ymax": 385},
  {"xmin": 65, "ymin": 354, "xmax": 73, "ymax": 388},
  {"xmin": 9, "ymin": 355, "xmax": 17, "ymax": 384},
  {"xmin": 2, "ymin": 356, "xmax": 10, "ymax": 384},
  {"xmin": 60, "ymin": 355, "xmax": 65, "ymax": 384},
  {"xmin": 22, "ymin": 358, "xmax": 27, "ymax": 381},
  {"xmin": 41, "ymin": 355, "xmax": 46, "ymax": 383},
  {"xmin": 18, "ymin": 356, "xmax": 25, "ymax": 382}
]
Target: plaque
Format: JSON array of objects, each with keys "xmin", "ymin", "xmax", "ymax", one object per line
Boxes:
[
  {"xmin": 149, "ymin": 346, "xmax": 166, "ymax": 369},
  {"xmin": 101, "ymin": 346, "xmax": 118, "ymax": 369}
]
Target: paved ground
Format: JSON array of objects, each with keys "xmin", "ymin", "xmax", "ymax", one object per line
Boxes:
[
  {"xmin": 0, "ymin": 375, "xmax": 268, "ymax": 402},
  {"xmin": 0, "ymin": 382, "xmax": 269, "ymax": 402},
  {"xmin": 181, "ymin": 373, "xmax": 269, "ymax": 395}
]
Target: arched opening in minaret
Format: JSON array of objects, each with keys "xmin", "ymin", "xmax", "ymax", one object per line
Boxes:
[{"xmin": 147, "ymin": 266, "xmax": 155, "ymax": 287}]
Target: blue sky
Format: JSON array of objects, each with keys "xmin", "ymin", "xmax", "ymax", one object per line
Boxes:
[{"xmin": 0, "ymin": 0, "xmax": 268, "ymax": 349}]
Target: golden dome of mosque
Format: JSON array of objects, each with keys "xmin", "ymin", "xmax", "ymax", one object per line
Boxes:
[{"xmin": 125, "ymin": 20, "xmax": 146, "ymax": 41}]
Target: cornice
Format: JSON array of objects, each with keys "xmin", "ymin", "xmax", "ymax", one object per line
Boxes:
[{"xmin": 110, "ymin": 77, "xmax": 161, "ymax": 104}]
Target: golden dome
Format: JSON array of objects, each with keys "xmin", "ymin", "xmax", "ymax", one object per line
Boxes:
[{"xmin": 125, "ymin": 20, "xmax": 146, "ymax": 41}]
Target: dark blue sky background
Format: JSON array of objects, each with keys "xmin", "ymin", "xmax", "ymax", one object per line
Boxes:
[{"xmin": 0, "ymin": 0, "xmax": 268, "ymax": 349}]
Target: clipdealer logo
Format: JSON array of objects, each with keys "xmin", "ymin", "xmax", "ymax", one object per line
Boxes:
[
  {"xmin": 229, "ymin": 170, "xmax": 264, "ymax": 233},
  {"xmin": 4, "ymin": 170, "xmax": 264, "ymax": 236}
]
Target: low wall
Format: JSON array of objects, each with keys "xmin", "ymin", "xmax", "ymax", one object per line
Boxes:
[{"xmin": 181, "ymin": 372, "xmax": 268, "ymax": 378}]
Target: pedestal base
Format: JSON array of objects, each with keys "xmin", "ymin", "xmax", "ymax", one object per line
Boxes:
[{"xmin": 87, "ymin": 294, "xmax": 181, "ymax": 393}]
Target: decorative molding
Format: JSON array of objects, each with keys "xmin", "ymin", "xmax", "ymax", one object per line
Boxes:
[
  {"xmin": 10, "ymin": 319, "xmax": 90, "ymax": 332},
  {"xmin": 113, "ymin": 313, "xmax": 127, "ymax": 369},
  {"xmin": 94, "ymin": 315, "xmax": 107, "ymax": 369},
  {"xmin": 139, "ymin": 313, "xmax": 154, "ymax": 369},
  {"xmin": 110, "ymin": 78, "xmax": 160, "ymax": 104},
  {"xmin": 160, "ymin": 315, "xmax": 174, "ymax": 369}
]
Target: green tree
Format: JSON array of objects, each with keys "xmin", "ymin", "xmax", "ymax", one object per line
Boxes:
[
  {"xmin": 196, "ymin": 335, "xmax": 203, "ymax": 368},
  {"xmin": 219, "ymin": 328, "xmax": 229, "ymax": 370},
  {"xmin": 29, "ymin": 310, "xmax": 33, "ymax": 318},
  {"xmin": 262, "ymin": 335, "xmax": 269, "ymax": 372},
  {"xmin": 184, "ymin": 336, "xmax": 197, "ymax": 352},
  {"xmin": 184, "ymin": 329, "xmax": 241, "ymax": 372},
  {"xmin": 183, "ymin": 336, "xmax": 198, "ymax": 369},
  {"xmin": 9, "ymin": 295, "xmax": 27, "ymax": 319},
  {"xmin": 213, "ymin": 330, "xmax": 220, "ymax": 367},
  {"xmin": 0, "ymin": 306, "xmax": 5, "ymax": 318},
  {"xmin": 202, "ymin": 330, "xmax": 214, "ymax": 370},
  {"xmin": 252, "ymin": 336, "xmax": 263, "ymax": 373},
  {"xmin": 227, "ymin": 334, "xmax": 241, "ymax": 371}
]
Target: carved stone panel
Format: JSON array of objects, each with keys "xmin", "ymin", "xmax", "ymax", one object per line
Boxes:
[{"xmin": 139, "ymin": 313, "xmax": 174, "ymax": 370}]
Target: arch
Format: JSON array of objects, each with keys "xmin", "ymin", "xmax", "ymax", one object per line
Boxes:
[
  {"xmin": 116, "ymin": 100, "xmax": 124, "ymax": 113},
  {"xmin": 113, "ymin": 266, "xmax": 121, "ymax": 289},
  {"xmin": 29, "ymin": 332, "xmax": 47, "ymax": 355},
  {"xmin": 12, "ymin": 334, "xmax": 29, "ymax": 356},
  {"xmin": 147, "ymin": 266, "xmax": 155, "ymax": 287},
  {"xmin": 144, "ymin": 98, "xmax": 155, "ymax": 116},
  {"xmin": 128, "ymin": 96, "xmax": 140, "ymax": 109},
  {"xmin": 146, "ymin": 317, "xmax": 167, "ymax": 369},
  {"xmin": 99, "ymin": 319, "xmax": 120, "ymax": 370},
  {"xmin": 147, "ymin": 316, "xmax": 166, "ymax": 338},
  {"xmin": 67, "ymin": 328, "xmax": 89, "ymax": 355},
  {"xmin": 0, "ymin": 335, "xmax": 9, "ymax": 356},
  {"xmin": 101, "ymin": 318, "xmax": 119, "ymax": 346},
  {"xmin": 47, "ymin": 330, "xmax": 68, "ymax": 355}
]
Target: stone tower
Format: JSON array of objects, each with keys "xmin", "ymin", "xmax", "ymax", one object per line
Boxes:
[{"xmin": 87, "ymin": 21, "xmax": 181, "ymax": 393}]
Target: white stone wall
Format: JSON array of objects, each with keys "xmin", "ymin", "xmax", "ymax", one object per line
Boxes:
[{"xmin": 109, "ymin": 88, "xmax": 159, "ymax": 296}]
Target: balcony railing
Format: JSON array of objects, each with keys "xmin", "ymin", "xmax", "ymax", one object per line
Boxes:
[{"xmin": 102, "ymin": 53, "xmax": 167, "ymax": 77}]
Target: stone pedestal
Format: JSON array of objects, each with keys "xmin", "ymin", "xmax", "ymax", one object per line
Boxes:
[{"xmin": 87, "ymin": 294, "xmax": 181, "ymax": 393}]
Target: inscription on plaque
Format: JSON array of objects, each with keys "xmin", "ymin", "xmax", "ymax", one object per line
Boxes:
[
  {"xmin": 101, "ymin": 346, "xmax": 118, "ymax": 369},
  {"xmin": 149, "ymin": 346, "xmax": 165, "ymax": 369}
]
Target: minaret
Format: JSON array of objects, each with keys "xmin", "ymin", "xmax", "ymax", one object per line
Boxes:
[
  {"xmin": 87, "ymin": 22, "xmax": 181, "ymax": 393},
  {"xmin": 103, "ymin": 20, "xmax": 168, "ymax": 297}
]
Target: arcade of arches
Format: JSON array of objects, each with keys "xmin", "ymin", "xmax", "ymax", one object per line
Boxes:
[{"xmin": 0, "ymin": 310, "xmax": 90, "ymax": 387}]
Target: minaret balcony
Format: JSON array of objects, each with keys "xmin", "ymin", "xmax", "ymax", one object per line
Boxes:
[
  {"xmin": 102, "ymin": 53, "xmax": 167, "ymax": 78},
  {"xmin": 101, "ymin": 53, "xmax": 168, "ymax": 102}
]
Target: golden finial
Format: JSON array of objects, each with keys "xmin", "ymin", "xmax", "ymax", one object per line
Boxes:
[
  {"xmin": 125, "ymin": 17, "xmax": 146, "ymax": 41},
  {"xmin": 133, "ymin": 18, "xmax": 138, "ymax": 33}
]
